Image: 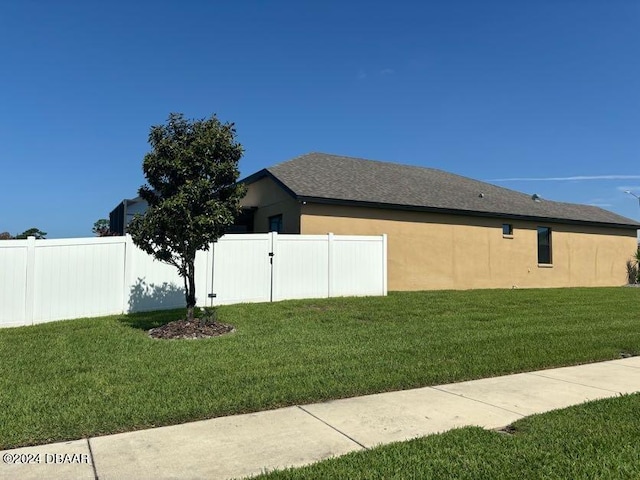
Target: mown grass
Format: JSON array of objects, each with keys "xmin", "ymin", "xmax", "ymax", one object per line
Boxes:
[
  {"xmin": 255, "ymin": 393, "xmax": 640, "ymax": 479},
  {"xmin": 0, "ymin": 288, "xmax": 638, "ymax": 449}
]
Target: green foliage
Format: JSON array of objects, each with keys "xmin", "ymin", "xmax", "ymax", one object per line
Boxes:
[
  {"xmin": 627, "ymin": 249, "xmax": 640, "ymax": 284},
  {"xmin": 15, "ymin": 227, "xmax": 46, "ymax": 239},
  {"xmin": 626, "ymin": 260, "xmax": 638, "ymax": 284},
  {"xmin": 128, "ymin": 113, "xmax": 246, "ymax": 320},
  {"xmin": 200, "ymin": 306, "xmax": 218, "ymax": 323},
  {"xmin": 0, "ymin": 229, "xmax": 47, "ymax": 240},
  {"xmin": 92, "ymin": 218, "xmax": 114, "ymax": 237}
]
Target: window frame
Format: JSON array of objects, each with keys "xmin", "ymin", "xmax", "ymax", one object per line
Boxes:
[
  {"xmin": 502, "ymin": 223, "xmax": 513, "ymax": 237},
  {"xmin": 268, "ymin": 214, "xmax": 283, "ymax": 233},
  {"xmin": 537, "ymin": 226, "xmax": 552, "ymax": 265}
]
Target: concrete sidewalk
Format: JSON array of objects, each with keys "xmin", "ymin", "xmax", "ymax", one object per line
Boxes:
[{"xmin": 3, "ymin": 357, "xmax": 640, "ymax": 480}]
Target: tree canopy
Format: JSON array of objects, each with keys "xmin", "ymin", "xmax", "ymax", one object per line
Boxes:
[
  {"xmin": 92, "ymin": 219, "xmax": 114, "ymax": 237},
  {"xmin": 128, "ymin": 113, "xmax": 246, "ymax": 321},
  {"xmin": 16, "ymin": 228, "xmax": 47, "ymax": 239}
]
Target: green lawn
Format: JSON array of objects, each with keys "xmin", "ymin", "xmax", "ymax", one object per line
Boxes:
[
  {"xmin": 255, "ymin": 393, "xmax": 640, "ymax": 479},
  {"xmin": 0, "ymin": 288, "xmax": 639, "ymax": 449}
]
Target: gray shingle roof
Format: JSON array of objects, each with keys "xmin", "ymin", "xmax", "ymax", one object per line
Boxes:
[{"xmin": 245, "ymin": 152, "xmax": 640, "ymax": 228}]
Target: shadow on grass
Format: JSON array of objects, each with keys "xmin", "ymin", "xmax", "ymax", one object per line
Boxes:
[{"xmin": 119, "ymin": 308, "xmax": 186, "ymax": 331}]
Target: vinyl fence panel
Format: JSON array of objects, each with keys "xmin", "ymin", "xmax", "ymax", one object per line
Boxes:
[
  {"xmin": 195, "ymin": 248, "xmax": 213, "ymax": 309},
  {"xmin": 31, "ymin": 237, "xmax": 126, "ymax": 323},
  {"xmin": 125, "ymin": 240, "xmax": 187, "ymax": 313},
  {"xmin": 0, "ymin": 240, "xmax": 29, "ymax": 327},
  {"xmin": 124, "ymin": 239, "xmax": 212, "ymax": 313},
  {"xmin": 0, "ymin": 233, "xmax": 386, "ymax": 327},
  {"xmin": 332, "ymin": 235, "xmax": 388, "ymax": 297}
]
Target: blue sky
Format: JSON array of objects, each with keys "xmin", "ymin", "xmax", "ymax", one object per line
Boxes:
[{"xmin": 1, "ymin": 0, "xmax": 639, "ymax": 238}]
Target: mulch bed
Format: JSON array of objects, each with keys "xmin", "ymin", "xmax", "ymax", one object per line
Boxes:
[{"xmin": 148, "ymin": 319, "xmax": 235, "ymax": 340}]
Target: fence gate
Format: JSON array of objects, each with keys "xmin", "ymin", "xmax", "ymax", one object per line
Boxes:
[
  {"xmin": 207, "ymin": 232, "xmax": 387, "ymax": 306},
  {"xmin": 209, "ymin": 234, "xmax": 273, "ymax": 305}
]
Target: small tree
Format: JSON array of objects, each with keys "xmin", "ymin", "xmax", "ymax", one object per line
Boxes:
[
  {"xmin": 0, "ymin": 232, "xmax": 13, "ymax": 240},
  {"xmin": 128, "ymin": 113, "xmax": 246, "ymax": 322},
  {"xmin": 626, "ymin": 260, "xmax": 638, "ymax": 285},
  {"xmin": 16, "ymin": 228, "xmax": 46, "ymax": 239},
  {"xmin": 92, "ymin": 219, "xmax": 114, "ymax": 237}
]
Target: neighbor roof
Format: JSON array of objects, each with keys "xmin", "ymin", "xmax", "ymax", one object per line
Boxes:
[{"xmin": 242, "ymin": 153, "xmax": 640, "ymax": 229}]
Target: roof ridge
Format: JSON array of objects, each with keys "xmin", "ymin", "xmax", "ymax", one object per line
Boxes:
[
  {"xmin": 253, "ymin": 153, "xmax": 640, "ymax": 228},
  {"xmin": 270, "ymin": 152, "xmax": 455, "ymax": 179}
]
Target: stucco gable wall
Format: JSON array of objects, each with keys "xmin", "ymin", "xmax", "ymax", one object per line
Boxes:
[
  {"xmin": 300, "ymin": 203, "xmax": 637, "ymax": 290},
  {"xmin": 241, "ymin": 176, "xmax": 300, "ymax": 233}
]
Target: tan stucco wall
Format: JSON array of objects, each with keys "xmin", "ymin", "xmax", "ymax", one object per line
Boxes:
[
  {"xmin": 241, "ymin": 177, "xmax": 300, "ymax": 233},
  {"xmin": 301, "ymin": 203, "xmax": 638, "ymax": 290}
]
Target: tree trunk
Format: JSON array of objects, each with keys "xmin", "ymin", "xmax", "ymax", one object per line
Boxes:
[{"xmin": 184, "ymin": 260, "xmax": 197, "ymax": 323}]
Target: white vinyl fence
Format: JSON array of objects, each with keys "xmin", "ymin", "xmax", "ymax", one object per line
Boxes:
[{"xmin": 0, "ymin": 233, "xmax": 387, "ymax": 328}]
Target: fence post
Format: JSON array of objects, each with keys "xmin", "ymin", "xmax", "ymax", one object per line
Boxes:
[
  {"xmin": 207, "ymin": 241, "xmax": 215, "ymax": 307},
  {"xmin": 381, "ymin": 234, "xmax": 388, "ymax": 296},
  {"xmin": 269, "ymin": 231, "xmax": 277, "ymax": 302},
  {"xmin": 122, "ymin": 235, "xmax": 133, "ymax": 314},
  {"xmin": 24, "ymin": 236, "xmax": 36, "ymax": 325},
  {"xmin": 327, "ymin": 232, "xmax": 334, "ymax": 298}
]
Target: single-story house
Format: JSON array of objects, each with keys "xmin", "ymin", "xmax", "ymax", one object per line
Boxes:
[{"xmin": 239, "ymin": 153, "xmax": 640, "ymax": 290}]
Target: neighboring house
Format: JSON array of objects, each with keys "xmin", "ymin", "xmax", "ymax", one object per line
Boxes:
[
  {"xmin": 239, "ymin": 153, "xmax": 640, "ymax": 290},
  {"xmin": 108, "ymin": 195, "xmax": 254, "ymax": 235},
  {"xmin": 109, "ymin": 196, "xmax": 149, "ymax": 235}
]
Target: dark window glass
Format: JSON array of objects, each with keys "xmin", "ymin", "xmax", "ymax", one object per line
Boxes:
[
  {"xmin": 537, "ymin": 227, "xmax": 552, "ymax": 264},
  {"xmin": 268, "ymin": 214, "xmax": 283, "ymax": 233},
  {"xmin": 502, "ymin": 224, "xmax": 513, "ymax": 235}
]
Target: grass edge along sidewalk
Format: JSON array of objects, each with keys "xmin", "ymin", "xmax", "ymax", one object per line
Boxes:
[
  {"xmin": 254, "ymin": 392, "xmax": 640, "ymax": 480},
  {"xmin": 0, "ymin": 287, "xmax": 638, "ymax": 449}
]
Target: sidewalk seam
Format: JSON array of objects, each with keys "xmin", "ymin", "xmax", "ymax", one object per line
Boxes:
[
  {"xmin": 86, "ymin": 438, "xmax": 99, "ymax": 480},
  {"xmin": 429, "ymin": 386, "xmax": 527, "ymax": 417},
  {"xmin": 296, "ymin": 406, "xmax": 369, "ymax": 450},
  {"xmin": 526, "ymin": 372, "xmax": 622, "ymax": 393}
]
